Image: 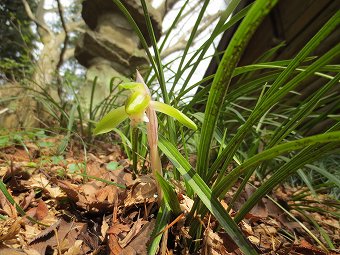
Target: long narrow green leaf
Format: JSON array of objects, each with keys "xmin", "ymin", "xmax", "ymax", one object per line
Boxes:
[
  {"xmin": 155, "ymin": 172, "xmax": 182, "ymax": 215},
  {"xmin": 211, "ymin": 132, "xmax": 340, "ymax": 221},
  {"xmin": 210, "ymin": 43, "xmax": 340, "ymax": 184},
  {"xmin": 140, "ymin": 0, "xmax": 176, "ymax": 145},
  {"xmin": 148, "ymin": 203, "xmax": 171, "ymax": 255},
  {"xmin": 268, "ymin": 72, "xmax": 340, "ymax": 147},
  {"xmin": 305, "ymin": 164, "xmax": 340, "ymax": 188},
  {"xmin": 267, "ymin": 195, "xmax": 329, "ymax": 251},
  {"xmin": 196, "ymin": 0, "xmax": 278, "ymax": 178},
  {"xmin": 177, "ymin": 0, "xmax": 244, "ymax": 98},
  {"xmin": 264, "ymin": 11, "xmax": 340, "ymax": 99},
  {"xmin": 159, "ymin": 0, "xmax": 189, "ymax": 53},
  {"xmin": 158, "ymin": 139, "xmax": 257, "ymax": 255},
  {"xmin": 209, "ymin": 11, "xmax": 340, "ymax": 182},
  {"xmin": 0, "ymin": 181, "xmax": 48, "ymax": 226},
  {"xmin": 173, "ymin": 0, "xmax": 210, "ymax": 89},
  {"xmin": 110, "ymin": 0, "xmax": 159, "ymax": 79}
]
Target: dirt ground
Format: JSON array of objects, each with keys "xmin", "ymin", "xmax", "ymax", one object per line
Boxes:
[{"xmin": 0, "ymin": 135, "xmax": 339, "ymax": 254}]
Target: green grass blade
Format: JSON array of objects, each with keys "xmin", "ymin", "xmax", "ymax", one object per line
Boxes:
[
  {"xmin": 267, "ymin": 195, "xmax": 329, "ymax": 251},
  {"xmin": 177, "ymin": 0, "xmax": 245, "ymax": 97},
  {"xmin": 301, "ymin": 212, "xmax": 336, "ymax": 249},
  {"xmin": 113, "ymin": 127, "xmax": 132, "ymax": 159},
  {"xmin": 264, "ymin": 11, "xmax": 340, "ymax": 99},
  {"xmin": 0, "ymin": 181, "xmax": 48, "ymax": 226},
  {"xmin": 58, "ymin": 103, "xmax": 77, "ymax": 154},
  {"xmin": 159, "ymin": 0, "xmax": 189, "ymax": 53},
  {"xmin": 297, "ymin": 169, "xmax": 318, "ymax": 198},
  {"xmin": 305, "ymin": 164, "xmax": 340, "ymax": 188},
  {"xmin": 268, "ymin": 72, "xmax": 340, "ymax": 147}
]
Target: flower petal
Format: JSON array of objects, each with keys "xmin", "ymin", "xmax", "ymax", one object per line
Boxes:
[
  {"xmin": 150, "ymin": 101, "xmax": 197, "ymax": 131},
  {"xmin": 125, "ymin": 92, "xmax": 151, "ymax": 115},
  {"xmin": 119, "ymin": 82, "xmax": 145, "ymax": 93},
  {"xmin": 93, "ymin": 106, "xmax": 129, "ymax": 135}
]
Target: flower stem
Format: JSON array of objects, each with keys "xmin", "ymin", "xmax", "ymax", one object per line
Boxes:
[{"xmin": 131, "ymin": 126, "xmax": 139, "ymax": 179}]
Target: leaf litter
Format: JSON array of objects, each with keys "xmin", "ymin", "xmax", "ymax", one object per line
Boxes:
[{"xmin": 0, "ymin": 135, "xmax": 339, "ymax": 254}]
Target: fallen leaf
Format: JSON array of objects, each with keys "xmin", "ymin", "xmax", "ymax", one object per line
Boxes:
[
  {"xmin": 63, "ymin": 240, "xmax": 83, "ymax": 255},
  {"xmin": 35, "ymin": 200, "xmax": 49, "ymax": 221},
  {"xmin": 204, "ymin": 228, "xmax": 233, "ymax": 255},
  {"xmin": 107, "ymin": 223, "xmax": 131, "ymax": 236},
  {"xmin": 0, "ymin": 244, "xmax": 26, "ymax": 255},
  {"xmin": 119, "ymin": 218, "xmax": 147, "ymax": 248},
  {"xmin": 121, "ymin": 220, "xmax": 155, "ymax": 255},
  {"xmin": 124, "ymin": 176, "xmax": 157, "ymax": 207},
  {"xmin": 0, "ymin": 218, "xmax": 21, "ymax": 242},
  {"xmin": 108, "ymin": 234, "xmax": 122, "ymax": 255},
  {"xmin": 247, "ymin": 236, "xmax": 260, "ymax": 245},
  {"xmin": 0, "ymin": 187, "xmax": 17, "ymax": 218},
  {"xmin": 100, "ymin": 216, "xmax": 110, "ymax": 242}
]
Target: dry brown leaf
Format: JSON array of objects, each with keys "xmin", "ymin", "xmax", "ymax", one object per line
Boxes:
[
  {"xmin": 179, "ymin": 194, "xmax": 194, "ymax": 213},
  {"xmin": 23, "ymin": 249, "xmax": 41, "ymax": 255},
  {"xmin": 35, "ymin": 200, "xmax": 48, "ymax": 221},
  {"xmin": 0, "ymin": 166, "xmax": 8, "ymax": 177},
  {"xmin": 124, "ymin": 176, "xmax": 157, "ymax": 207},
  {"xmin": 0, "ymin": 187, "xmax": 17, "ymax": 218},
  {"xmin": 108, "ymin": 233, "xmax": 123, "ymax": 255},
  {"xmin": 244, "ymin": 185, "xmax": 268, "ymax": 220},
  {"xmin": 204, "ymin": 228, "xmax": 231, "ymax": 255},
  {"xmin": 240, "ymin": 220, "xmax": 253, "ymax": 235},
  {"xmin": 56, "ymin": 178, "xmax": 119, "ymax": 213},
  {"xmin": 63, "ymin": 240, "xmax": 83, "ymax": 255},
  {"xmin": 119, "ymin": 218, "xmax": 147, "ymax": 248},
  {"xmin": 120, "ymin": 220, "xmax": 155, "ymax": 255},
  {"xmin": 107, "ymin": 223, "xmax": 131, "ymax": 236},
  {"xmin": 28, "ymin": 219, "xmax": 76, "ymax": 254},
  {"xmin": 247, "ymin": 236, "xmax": 260, "ymax": 245},
  {"xmin": 100, "ymin": 216, "xmax": 110, "ymax": 242},
  {"xmin": 96, "ymin": 185, "xmax": 117, "ymax": 204},
  {"xmin": 0, "ymin": 244, "xmax": 26, "ymax": 255},
  {"xmin": 19, "ymin": 190, "xmax": 35, "ymax": 210},
  {"xmin": 23, "ymin": 225, "xmax": 41, "ymax": 241},
  {"xmin": 30, "ymin": 174, "xmax": 63, "ymax": 199},
  {"xmin": 293, "ymin": 239, "xmax": 327, "ymax": 255},
  {"xmin": 0, "ymin": 218, "xmax": 21, "ymax": 242}
]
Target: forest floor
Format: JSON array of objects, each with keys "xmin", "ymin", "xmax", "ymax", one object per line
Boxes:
[{"xmin": 0, "ymin": 134, "xmax": 339, "ymax": 255}]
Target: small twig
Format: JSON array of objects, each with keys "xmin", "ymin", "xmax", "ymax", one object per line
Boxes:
[
  {"xmin": 154, "ymin": 213, "xmax": 185, "ymax": 237},
  {"xmin": 54, "ymin": 228, "xmax": 62, "ymax": 255},
  {"xmin": 55, "ymin": 0, "xmax": 69, "ymax": 71},
  {"xmin": 21, "ymin": 0, "xmax": 51, "ymax": 35}
]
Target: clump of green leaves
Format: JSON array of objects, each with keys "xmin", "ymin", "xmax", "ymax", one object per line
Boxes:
[{"xmin": 96, "ymin": 0, "xmax": 340, "ymax": 254}]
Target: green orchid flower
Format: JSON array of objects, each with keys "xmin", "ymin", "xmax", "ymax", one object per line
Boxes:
[
  {"xmin": 93, "ymin": 80, "xmax": 197, "ymax": 135},
  {"xmin": 93, "ymin": 71, "xmax": 196, "ymax": 204}
]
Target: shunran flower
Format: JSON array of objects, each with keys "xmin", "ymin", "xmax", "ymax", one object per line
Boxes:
[{"xmin": 93, "ymin": 72, "xmax": 197, "ymax": 135}]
